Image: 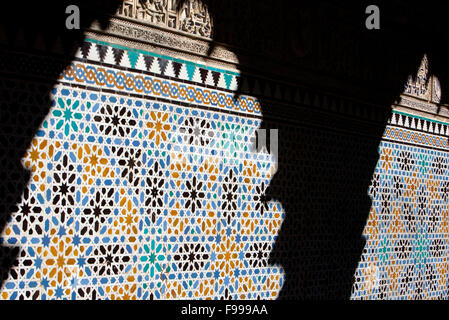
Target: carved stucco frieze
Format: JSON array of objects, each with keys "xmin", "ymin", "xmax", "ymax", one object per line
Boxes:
[
  {"xmin": 403, "ymin": 55, "xmax": 441, "ymax": 104},
  {"xmin": 118, "ymin": 0, "xmax": 212, "ymax": 38},
  {"xmin": 109, "ymin": 1, "xmax": 448, "ymax": 120},
  {"xmin": 87, "ymin": 17, "xmax": 239, "ymax": 70}
]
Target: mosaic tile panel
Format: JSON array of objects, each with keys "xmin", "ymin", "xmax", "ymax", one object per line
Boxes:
[
  {"xmin": 1, "ymin": 39, "xmax": 449, "ymax": 300},
  {"xmin": 0, "ymin": 79, "xmax": 283, "ymax": 300},
  {"xmin": 352, "ymin": 112, "xmax": 449, "ymax": 300}
]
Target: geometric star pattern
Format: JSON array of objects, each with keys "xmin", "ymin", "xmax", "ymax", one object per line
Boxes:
[{"xmin": 1, "ymin": 39, "xmax": 448, "ymax": 300}]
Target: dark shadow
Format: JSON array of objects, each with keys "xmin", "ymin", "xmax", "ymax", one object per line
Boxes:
[
  {"xmin": 176, "ymin": 0, "xmax": 449, "ymax": 299},
  {"xmin": 0, "ymin": 0, "xmax": 123, "ymax": 291}
]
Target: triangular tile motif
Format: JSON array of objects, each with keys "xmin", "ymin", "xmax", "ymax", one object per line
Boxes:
[
  {"xmin": 86, "ymin": 43, "xmax": 101, "ymax": 62},
  {"xmin": 178, "ymin": 63, "xmax": 190, "ymax": 81},
  {"xmin": 432, "ymin": 122, "xmax": 437, "ymax": 134},
  {"xmin": 211, "ymin": 71, "xmax": 220, "ymax": 87},
  {"xmin": 112, "ymin": 47, "xmax": 125, "ymax": 66},
  {"xmin": 191, "ymin": 66, "xmax": 203, "ymax": 83},
  {"xmin": 434, "ymin": 123, "xmax": 439, "ymax": 134},
  {"xmin": 127, "ymin": 51, "xmax": 140, "ymax": 69},
  {"xmin": 80, "ymin": 41, "xmax": 92, "ymax": 59},
  {"xmin": 158, "ymin": 58, "xmax": 169, "ymax": 75},
  {"xmin": 223, "ymin": 73, "xmax": 233, "ymax": 90},
  {"xmin": 103, "ymin": 46, "xmax": 116, "ymax": 65},
  {"xmin": 96, "ymin": 44, "xmax": 109, "ymax": 62},
  {"xmin": 74, "ymin": 46, "xmax": 84, "ymax": 59},
  {"xmin": 422, "ymin": 119, "xmax": 428, "ymax": 131},
  {"xmin": 149, "ymin": 57, "xmax": 162, "ymax": 74},
  {"xmin": 135, "ymin": 53, "xmax": 147, "ymax": 71},
  {"xmin": 185, "ymin": 63, "xmax": 196, "ymax": 81},
  {"xmin": 217, "ymin": 73, "xmax": 227, "ymax": 89},
  {"xmin": 143, "ymin": 55, "xmax": 154, "ymax": 71},
  {"xmin": 164, "ymin": 60, "xmax": 177, "ymax": 78},
  {"xmin": 404, "ymin": 115, "xmax": 410, "ymax": 128},
  {"xmin": 395, "ymin": 114, "xmax": 402, "ymax": 126},
  {"xmin": 417, "ymin": 119, "xmax": 423, "ymax": 130},
  {"xmin": 199, "ymin": 68, "xmax": 208, "ymax": 84},
  {"xmin": 398, "ymin": 114, "xmax": 404, "ymax": 126},
  {"xmin": 172, "ymin": 61, "xmax": 182, "ymax": 78},
  {"xmin": 229, "ymin": 76, "xmax": 239, "ymax": 91},
  {"xmin": 119, "ymin": 51, "xmax": 132, "ymax": 68},
  {"xmin": 205, "ymin": 70, "xmax": 216, "ymax": 86},
  {"xmin": 390, "ymin": 113, "xmax": 397, "ymax": 126}
]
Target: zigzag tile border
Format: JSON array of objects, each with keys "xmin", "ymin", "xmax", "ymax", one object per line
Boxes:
[
  {"xmin": 60, "ymin": 61, "xmax": 261, "ymax": 116},
  {"xmin": 1, "ymin": 37, "xmax": 449, "ymax": 300},
  {"xmin": 81, "ymin": 39, "xmax": 240, "ymax": 90}
]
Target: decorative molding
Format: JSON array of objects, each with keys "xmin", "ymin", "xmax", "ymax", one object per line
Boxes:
[
  {"xmin": 395, "ymin": 55, "xmax": 449, "ymax": 121},
  {"xmin": 87, "ymin": 17, "xmax": 238, "ymax": 70},
  {"xmin": 403, "ymin": 55, "xmax": 441, "ymax": 104},
  {"xmin": 117, "ymin": 0, "xmax": 212, "ymax": 38}
]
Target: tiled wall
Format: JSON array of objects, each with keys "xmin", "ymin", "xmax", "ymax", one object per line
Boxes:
[
  {"xmin": 352, "ymin": 113, "xmax": 449, "ymax": 299},
  {"xmin": 0, "ymin": 38, "xmax": 448, "ymax": 300},
  {"xmin": 0, "ymin": 39, "xmax": 283, "ymax": 300}
]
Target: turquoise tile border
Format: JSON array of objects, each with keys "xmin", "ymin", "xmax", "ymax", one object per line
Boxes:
[{"xmin": 85, "ymin": 38, "xmax": 240, "ymax": 77}]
